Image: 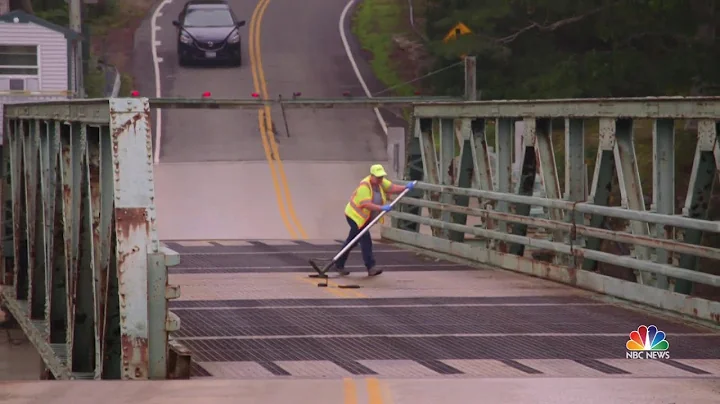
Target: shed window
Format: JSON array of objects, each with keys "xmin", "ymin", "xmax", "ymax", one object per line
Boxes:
[{"xmin": 0, "ymin": 45, "xmax": 38, "ymax": 76}]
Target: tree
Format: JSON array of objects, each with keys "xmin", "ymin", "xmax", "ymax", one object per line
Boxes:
[{"xmin": 424, "ymin": 0, "xmax": 720, "ymax": 98}]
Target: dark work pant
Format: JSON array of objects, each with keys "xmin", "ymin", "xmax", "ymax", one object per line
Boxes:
[{"xmin": 335, "ymin": 215, "xmax": 375, "ymax": 270}]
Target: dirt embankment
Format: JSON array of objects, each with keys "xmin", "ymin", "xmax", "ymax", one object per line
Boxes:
[{"xmin": 90, "ymin": 0, "xmax": 157, "ymax": 92}]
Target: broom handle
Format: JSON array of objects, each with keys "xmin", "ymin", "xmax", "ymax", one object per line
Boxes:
[{"xmin": 330, "ymin": 187, "xmax": 413, "ymax": 263}]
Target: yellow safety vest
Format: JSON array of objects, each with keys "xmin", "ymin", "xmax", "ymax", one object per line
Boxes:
[{"xmin": 345, "ymin": 175, "xmax": 392, "ymax": 228}]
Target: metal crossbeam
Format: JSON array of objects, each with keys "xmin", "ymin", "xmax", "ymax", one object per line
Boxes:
[{"xmin": 413, "ymin": 96, "xmax": 720, "ymax": 119}]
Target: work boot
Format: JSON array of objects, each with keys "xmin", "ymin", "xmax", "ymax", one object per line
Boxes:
[
  {"xmin": 367, "ymin": 266, "xmax": 383, "ymax": 277},
  {"xmin": 334, "ymin": 266, "xmax": 350, "ymax": 276}
]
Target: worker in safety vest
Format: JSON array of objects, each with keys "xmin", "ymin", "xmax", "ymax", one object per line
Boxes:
[{"xmin": 335, "ymin": 164, "xmax": 416, "ymax": 276}]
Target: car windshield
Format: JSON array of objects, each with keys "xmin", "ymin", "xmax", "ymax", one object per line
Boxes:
[{"xmin": 184, "ymin": 8, "xmax": 234, "ymax": 27}]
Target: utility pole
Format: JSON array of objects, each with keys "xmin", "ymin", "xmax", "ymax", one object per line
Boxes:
[
  {"xmin": 69, "ymin": 0, "xmax": 84, "ymax": 98},
  {"xmin": 463, "ymin": 55, "xmax": 476, "ymax": 101}
]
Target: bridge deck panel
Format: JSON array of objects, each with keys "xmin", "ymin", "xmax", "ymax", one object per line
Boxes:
[{"xmin": 166, "ymin": 240, "xmax": 720, "ymax": 380}]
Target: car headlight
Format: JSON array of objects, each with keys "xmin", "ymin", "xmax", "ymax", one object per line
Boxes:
[
  {"xmin": 228, "ymin": 30, "xmax": 240, "ymax": 44},
  {"xmin": 180, "ymin": 32, "xmax": 192, "ymax": 44}
]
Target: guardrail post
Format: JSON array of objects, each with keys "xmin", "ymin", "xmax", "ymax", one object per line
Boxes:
[
  {"xmin": 614, "ymin": 119, "xmax": 653, "ymax": 285},
  {"xmin": 109, "ymin": 97, "xmax": 155, "ymax": 379},
  {"xmin": 494, "ymin": 118, "xmax": 513, "ymax": 250},
  {"xmin": 508, "ymin": 118, "xmax": 541, "ymax": 256},
  {"xmin": 651, "ymin": 118, "xmax": 675, "ymax": 289},
  {"xmin": 438, "ymin": 118, "xmax": 457, "ymax": 239},
  {"xmin": 395, "ymin": 116, "xmax": 424, "ymax": 233},
  {"xmin": 675, "ymin": 120, "xmax": 719, "ymax": 295},
  {"xmin": 564, "ymin": 118, "xmax": 586, "ymax": 267},
  {"xmin": 582, "ymin": 118, "xmax": 617, "ymax": 272},
  {"xmin": 147, "ymin": 246, "xmax": 180, "ymax": 379},
  {"xmin": 419, "ymin": 118, "xmax": 440, "ymax": 234},
  {"xmin": 535, "ymin": 118, "xmax": 563, "ymax": 241}
]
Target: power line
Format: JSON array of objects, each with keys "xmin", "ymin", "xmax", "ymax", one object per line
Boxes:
[{"xmin": 372, "ymin": 60, "xmax": 464, "ymax": 97}]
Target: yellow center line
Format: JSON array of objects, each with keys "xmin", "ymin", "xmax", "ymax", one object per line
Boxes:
[
  {"xmin": 249, "ymin": 0, "xmax": 296, "ymax": 239},
  {"xmin": 343, "ymin": 378, "xmax": 358, "ymax": 404},
  {"xmin": 367, "ymin": 377, "xmax": 385, "ymax": 404},
  {"xmin": 250, "ymin": 0, "xmax": 365, "ymax": 299},
  {"xmin": 251, "ymin": 0, "xmax": 308, "ymax": 239}
]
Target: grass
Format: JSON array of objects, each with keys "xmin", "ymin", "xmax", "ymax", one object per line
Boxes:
[
  {"xmin": 88, "ymin": 1, "xmax": 147, "ymax": 37},
  {"xmin": 84, "ymin": 57, "xmax": 106, "ymax": 98},
  {"xmin": 352, "ymin": 0, "xmax": 416, "ymax": 96},
  {"xmin": 119, "ymin": 73, "xmax": 135, "ymax": 97}
]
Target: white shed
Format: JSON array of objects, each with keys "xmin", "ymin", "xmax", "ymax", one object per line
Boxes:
[
  {"xmin": 0, "ymin": 10, "xmax": 81, "ymax": 142},
  {"xmin": 0, "ymin": 10, "xmax": 80, "ymax": 94}
]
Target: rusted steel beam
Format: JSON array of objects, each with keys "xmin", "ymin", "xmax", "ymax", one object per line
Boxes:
[
  {"xmin": 388, "ymin": 211, "xmax": 720, "ymax": 287},
  {"xmin": 394, "ymin": 180, "xmax": 720, "ymax": 234},
  {"xmin": 1, "ymin": 98, "xmax": 181, "ymax": 380},
  {"xmin": 382, "ymin": 227, "xmax": 720, "ymax": 327},
  {"xmin": 396, "ymin": 197, "xmax": 720, "ymax": 261}
]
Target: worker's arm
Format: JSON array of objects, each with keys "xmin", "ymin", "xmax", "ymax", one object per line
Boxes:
[
  {"xmin": 384, "ymin": 179, "xmax": 416, "ymax": 194},
  {"xmin": 358, "ymin": 202, "xmax": 386, "ymax": 211},
  {"xmin": 356, "ymin": 184, "xmax": 385, "ymax": 211}
]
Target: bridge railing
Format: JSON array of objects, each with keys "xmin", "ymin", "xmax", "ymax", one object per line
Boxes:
[
  {"xmin": 0, "ymin": 98, "xmax": 180, "ymax": 380},
  {"xmin": 386, "ymin": 96, "xmax": 720, "ymax": 327}
]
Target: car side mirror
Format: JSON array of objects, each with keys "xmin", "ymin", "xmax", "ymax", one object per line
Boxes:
[
  {"xmin": 172, "ymin": 20, "xmax": 180, "ymax": 27},
  {"xmin": 236, "ymin": 20, "xmax": 246, "ymax": 27}
]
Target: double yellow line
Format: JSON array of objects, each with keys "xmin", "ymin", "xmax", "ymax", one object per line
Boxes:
[
  {"xmin": 344, "ymin": 378, "xmax": 393, "ymax": 404},
  {"xmin": 249, "ymin": 0, "xmax": 307, "ymax": 239}
]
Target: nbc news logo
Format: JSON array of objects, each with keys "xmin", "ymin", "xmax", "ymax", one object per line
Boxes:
[{"xmin": 626, "ymin": 325, "xmax": 670, "ymax": 359}]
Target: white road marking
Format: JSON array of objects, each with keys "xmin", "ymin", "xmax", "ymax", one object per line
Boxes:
[
  {"xmin": 151, "ymin": 0, "xmax": 174, "ymax": 164},
  {"xmin": 172, "ymin": 263, "xmax": 465, "ymax": 270},
  {"xmin": 339, "ymin": 0, "xmax": 388, "ymax": 136},
  {"xmin": 175, "ymin": 240, "xmax": 214, "ymax": 247},
  {"xmin": 171, "ymin": 302, "xmax": 610, "ymax": 311},
  {"xmin": 167, "ymin": 249, "xmax": 406, "ymax": 255},
  {"xmin": 172, "ymin": 332, "xmax": 719, "ymax": 341}
]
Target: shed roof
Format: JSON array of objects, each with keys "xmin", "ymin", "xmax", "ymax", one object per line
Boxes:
[{"xmin": 0, "ymin": 10, "xmax": 81, "ymax": 40}]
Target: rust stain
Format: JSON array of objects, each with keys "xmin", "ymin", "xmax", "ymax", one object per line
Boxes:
[
  {"xmin": 114, "ymin": 208, "xmax": 149, "ymax": 239},
  {"xmin": 120, "ymin": 334, "xmax": 149, "ymax": 379},
  {"xmin": 114, "ymin": 208, "xmax": 150, "ymax": 269},
  {"xmin": 111, "ymin": 112, "xmax": 145, "ymax": 140}
]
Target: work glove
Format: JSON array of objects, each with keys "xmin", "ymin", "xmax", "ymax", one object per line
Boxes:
[
  {"xmin": 406, "ymin": 180, "xmax": 418, "ymax": 191},
  {"xmin": 381, "ymin": 204, "xmax": 393, "ymax": 212}
]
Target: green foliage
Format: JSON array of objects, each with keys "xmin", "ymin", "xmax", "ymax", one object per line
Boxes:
[
  {"xmin": 353, "ymin": 0, "xmax": 416, "ymax": 96},
  {"xmin": 425, "ymin": 0, "xmax": 720, "ymax": 99}
]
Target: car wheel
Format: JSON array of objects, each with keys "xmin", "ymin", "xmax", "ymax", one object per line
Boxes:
[
  {"xmin": 178, "ymin": 53, "xmax": 188, "ymax": 67},
  {"xmin": 233, "ymin": 55, "xmax": 242, "ymax": 67}
]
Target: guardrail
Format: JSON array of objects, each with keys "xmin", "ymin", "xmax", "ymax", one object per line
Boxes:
[
  {"xmin": 0, "ymin": 98, "xmax": 180, "ymax": 379},
  {"xmin": 386, "ymin": 100, "xmax": 720, "ymax": 327}
]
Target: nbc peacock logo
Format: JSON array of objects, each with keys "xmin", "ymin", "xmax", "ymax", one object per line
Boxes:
[{"xmin": 625, "ymin": 325, "xmax": 670, "ymax": 359}]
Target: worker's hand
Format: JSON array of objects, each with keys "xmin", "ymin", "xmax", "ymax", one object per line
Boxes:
[
  {"xmin": 381, "ymin": 204, "xmax": 393, "ymax": 212},
  {"xmin": 406, "ymin": 180, "xmax": 417, "ymax": 191}
]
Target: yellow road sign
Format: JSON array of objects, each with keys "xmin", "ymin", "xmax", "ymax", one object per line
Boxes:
[{"xmin": 443, "ymin": 22, "xmax": 472, "ymax": 43}]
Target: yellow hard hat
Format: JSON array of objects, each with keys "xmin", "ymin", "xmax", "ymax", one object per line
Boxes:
[{"xmin": 370, "ymin": 164, "xmax": 387, "ymax": 177}]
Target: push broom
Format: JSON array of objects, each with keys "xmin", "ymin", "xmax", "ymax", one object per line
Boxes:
[{"xmin": 308, "ymin": 186, "xmax": 414, "ymax": 288}]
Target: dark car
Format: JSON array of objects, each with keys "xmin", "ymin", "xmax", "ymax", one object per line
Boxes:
[{"xmin": 173, "ymin": 0, "xmax": 246, "ymax": 66}]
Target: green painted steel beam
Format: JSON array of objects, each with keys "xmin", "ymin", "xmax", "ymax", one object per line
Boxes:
[
  {"xmin": 4, "ymin": 101, "xmax": 111, "ymax": 123},
  {"xmin": 413, "ymin": 96, "xmax": 720, "ymax": 119},
  {"xmin": 148, "ymin": 96, "xmax": 462, "ymax": 109}
]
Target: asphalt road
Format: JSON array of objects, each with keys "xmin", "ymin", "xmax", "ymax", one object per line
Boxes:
[
  {"xmin": 134, "ymin": 0, "xmax": 404, "ymax": 239},
  {"xmin": 137, "ymin": 0, "xmax": 393, "ymax": 163}
]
